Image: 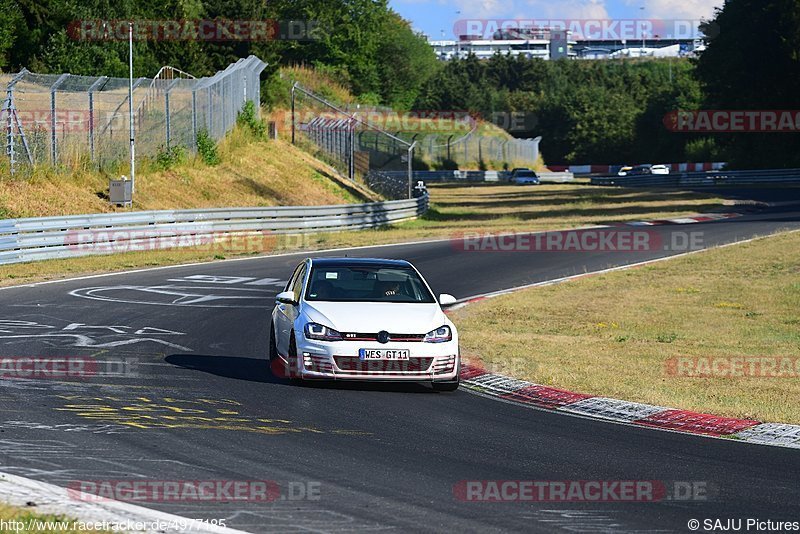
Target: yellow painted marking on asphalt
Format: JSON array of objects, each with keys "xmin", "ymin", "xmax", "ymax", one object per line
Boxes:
[
  {"xmin": 256, "ymin": 418, "xmax": 292, "ymax": 424},
  {"xmin": 51, "ymin": 394, "xmax": 364, "ymax": 436}
]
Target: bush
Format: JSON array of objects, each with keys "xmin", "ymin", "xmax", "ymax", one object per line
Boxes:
[
  {"xmin": 237, "ymin": 100, "xmax": 267, "ymax": 139},
  {"xmin": 196, "ymin": 128, "xmax": 220, "ymax": 166},
  {"xmin": 155, "ymin": 145, "xmax": 187, "ymax": 170}
]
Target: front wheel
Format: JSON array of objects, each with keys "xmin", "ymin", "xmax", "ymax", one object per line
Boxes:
[
  {"xmin": 269, "ymin": 324, "xmax": 278, "ymax": 363},
  {"xmin": 288, "ymin": 331, "xmax": 303, "ymax": 384}
]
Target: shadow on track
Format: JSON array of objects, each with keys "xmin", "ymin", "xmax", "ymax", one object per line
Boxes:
[{"xmin": 164, "ymin": 354, "xmax": 439, "ymax": 394}]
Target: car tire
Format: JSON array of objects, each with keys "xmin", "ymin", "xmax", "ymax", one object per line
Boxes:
[
  {"xmin": 288, "ymin": 331, "xmax": 302, "ymax": 384},
  {"xmin": 269, "ymin": 324, "xmax": 278, "ymax": 363}
]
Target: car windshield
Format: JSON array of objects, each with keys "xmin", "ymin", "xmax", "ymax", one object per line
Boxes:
[
  {"xmin": 305, "ymin": 265, "xmax": 436, "ymax": 303},
  {"xmin": 517, "ymin": 171, "xmax": 537, "ymax": 177}
]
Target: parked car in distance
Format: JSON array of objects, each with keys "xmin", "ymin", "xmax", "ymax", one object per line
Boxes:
[
  {"xmin": 650, "ymin": 164, "xmax": 670, "ymax": 175},
  {"xmin": 508, "ymin": 167, "xmax": 532, "ymax": 182},
  {"xmin": 620, "ymin": 164, "xmax": 670, "ymax": 176},
  {"xmin": 627, "ymin": 164, "xmax": 655, "ymax": 176},
  {"xmin": 511, "ymin": 170, "xmax": 540, "ymax": 185}
]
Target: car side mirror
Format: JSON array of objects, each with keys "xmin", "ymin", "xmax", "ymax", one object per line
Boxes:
[
  {"xmin": 276, "ymin": 291, "xmax": 298, "ymax": 305},
  {"xmin": 439, "ymin": 294, "xmax": 457, "ymax": 306}
]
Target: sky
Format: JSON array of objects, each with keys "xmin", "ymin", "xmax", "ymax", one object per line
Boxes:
[{"xmin": 389, "ymin": 0, "xmax": 724, "ymax": 40}]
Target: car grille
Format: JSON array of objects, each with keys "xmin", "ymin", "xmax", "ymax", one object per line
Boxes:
[
  {"xmin": 333, "ymin": 356, "xmax": 434, "ymax": 374},
  {"xmin": 433, "ymin": 355, "xmax": 456, "ymax": 375},
  {"xmin": 303, "ymin": 354, "xmax": 333, "ymax": 373},
  {"xmin": 340, "ymin": 333, "xmax": 425, "ymax": 342}
]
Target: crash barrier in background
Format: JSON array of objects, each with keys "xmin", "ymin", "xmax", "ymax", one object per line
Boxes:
[
  {"xmin": 551, "ymin": 162, "xmax": 727, "ymax": 176},
  {"xmin": 590, "ymin": 168, "xmax": 800, "ymax": 187},
  {"xmin": 0, "ymin": 195, "xmax": 428, "ymax": 266},
  {"xmin": 368, "ymin": 170, "xmax": 574, "ymax": 189}
]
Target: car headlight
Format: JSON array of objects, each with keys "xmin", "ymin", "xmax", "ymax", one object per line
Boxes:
[
  {"xmin": 304, "ymin": 322, "xmax": 343, "ymax": 341},
  {"xmin": 424, "ymin": 325, "xmax": 452, "ymax": 343}
]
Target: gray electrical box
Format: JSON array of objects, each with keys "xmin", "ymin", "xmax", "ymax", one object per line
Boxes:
[{"xmin": 109, "ymin": 178, "xmax": 133, "ymax": 207}]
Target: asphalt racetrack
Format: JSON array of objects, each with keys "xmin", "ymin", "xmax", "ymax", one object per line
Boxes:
[{"xmin": 0, "ymin": 187, "xmax": 799, "ymax": 532}]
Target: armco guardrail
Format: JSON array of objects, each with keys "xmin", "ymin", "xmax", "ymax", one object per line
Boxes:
[
  {"xmin": 373, "ymin": 170, "xmax": 575, "ymax": 184},
  {"xmin": 0, "ymin": 196, "xmax": 428, "ymax": 266},
  {"xmin": 590, "ymin": 168, "xmax": 800, "ymax": 187}
]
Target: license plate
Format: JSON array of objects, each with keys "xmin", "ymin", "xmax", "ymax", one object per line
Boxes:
[{"xmin": 359, "ymin": 349, "xmax": 410, "ymax": 361}]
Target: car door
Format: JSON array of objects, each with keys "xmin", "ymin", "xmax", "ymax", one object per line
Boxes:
[{"xmin": 275, "ymin": 262, "xmax": 306, "ymax": 356}]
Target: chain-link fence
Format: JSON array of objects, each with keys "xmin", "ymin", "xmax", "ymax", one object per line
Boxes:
[
  {"xmin": 289, "ymin": 83, "xmax": 415, "ymax": 199},
  {"xmin": 413, "ymin": 131, "xmax": 541, "ymax": 169},
  {"xmin": 1, "ymin": 55, "xmax": 267, "ymax": 173}
]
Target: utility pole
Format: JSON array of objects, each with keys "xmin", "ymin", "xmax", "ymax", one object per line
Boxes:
[{"xmin": 128, "ymin": 21, "xmax": 136, "ymax": 194}]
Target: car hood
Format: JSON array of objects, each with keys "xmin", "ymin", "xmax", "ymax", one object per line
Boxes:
[{"xmin": 303, "ymin": 301, "xmax": 447, "ymax": 334}]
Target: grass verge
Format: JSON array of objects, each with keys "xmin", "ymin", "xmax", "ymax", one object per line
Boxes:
[
  {"xmin": 0, "ymin": 182, "xmax": 725, "ymax": 288},
  {"xmin": 0, "ymin": 503, "xmax": 111, "ymax": 533},
  {"xmin": 0, "ymin": 127, "xmax": 374, "ymax": 219},
  {"xmin": 450, "ymin": 230, "xmax": 800, "ymax": 424}
]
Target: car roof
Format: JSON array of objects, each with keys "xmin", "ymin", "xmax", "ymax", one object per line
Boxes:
[{"xmin": 308, "ymin": 257, "xmax": 413, "ymax": 268}]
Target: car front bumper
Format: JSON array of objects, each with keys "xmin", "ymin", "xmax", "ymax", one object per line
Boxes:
[{"xmin": 291, "ymin": 336, "xmax": 459, "ymax": 381}]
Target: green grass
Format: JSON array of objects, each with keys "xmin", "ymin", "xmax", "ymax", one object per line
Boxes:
[
  {"xmin": 451, "ymin": 230, "xmax": 800, "ymax": 424},
  {"xmin": 0, "ymin": 503, "xmax": 111, "ymax": 533}
]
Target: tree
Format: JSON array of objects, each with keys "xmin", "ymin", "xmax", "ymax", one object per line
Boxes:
[{"xmin": 695, "ymin": 0, "xmax": 800, "ymax": 168}]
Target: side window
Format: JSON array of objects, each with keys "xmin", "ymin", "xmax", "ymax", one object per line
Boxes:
[
  {"xmin": 291, "ymin": 264, "xmax": 307, "ymax": 302},
  {"xmin": 285, "ymin": 263, "xmax": 303, "ymax": 292}
]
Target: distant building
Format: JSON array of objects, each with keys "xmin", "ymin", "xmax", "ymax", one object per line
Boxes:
[{"xmin": 430, "ymin": 28, "xmax": 702, "ymax": 61}]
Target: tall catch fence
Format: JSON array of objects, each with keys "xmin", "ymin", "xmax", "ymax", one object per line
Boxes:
[
  {"xmin": 2, "ymin": 55, "xmax": 267, "ymax": 173},
  {"xmin": 413, "ymin": 132, "xmax": 541, "ymax": 169},
  {"xmin": 290, "ymin": 83, "xmax": 415, "ymax": 199}
]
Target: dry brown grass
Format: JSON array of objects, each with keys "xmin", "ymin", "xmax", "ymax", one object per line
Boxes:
[
  {"xmin": 451, "ymin": 230, "xmax": 800, "ymax": 424},
  {"xmin": 0, "ymin": 127, "xmax": 371, "ymax": 219}
]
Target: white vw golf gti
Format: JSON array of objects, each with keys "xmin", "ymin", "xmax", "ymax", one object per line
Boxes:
[{"xmin": 270, "ymin": 258, "xmax": 460, "ymax": 391}]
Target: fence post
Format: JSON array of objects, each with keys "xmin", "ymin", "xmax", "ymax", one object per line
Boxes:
[
  {"xmin": 87, "ymin": 76, "xmax": 107, "ymax": 162},
  {"xmin": 191, "ymin": 87, "xmax": 198, "ymax": 153},
  {"xmin": 49, "ymin": 74, "xmax": 69, "ymax": 164},
  {"xmin": 207, "ymin": 87, "xmax": 213, "ymax": 136},
  {"xmin": 165, "ymin": 89, "xmax": 171, "ymax": 149},
  {"xmin": 349, "ymin": 117, "xmax": 355, "ymax": 180},
  {"xmin": 4, "ymin": 90, "xmax": 13, "ymax": 172},
  {"xmin": 290, "ymin": 83, "xmax": 296, "ymax": 144},
  {"xmin": 407, "ymin": 141, "xmax": 416, "ymax": 199}
]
